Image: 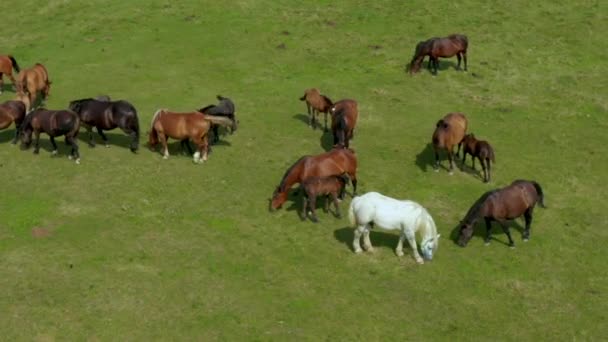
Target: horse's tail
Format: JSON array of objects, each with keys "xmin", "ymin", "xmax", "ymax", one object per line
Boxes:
[
  {"xmin": 205, "ymin": 115, "xmax": 237, "ymax": 132},
  {"xmin": 9, "ymin": 56, "xmax": 20, "ymax": 73},
  {"xmin": 488, "ymin": 144, "xmax": 496, "ymax": 163},
  {"xmin": 148, "ymin": 109, "xmax": 164, "ymax": 145},
  {"xmin": 299, "ymin": 93, "xmax": 307, "ymax": 101},
  {"xmin": 348, "ymin": 199, "xmax": 357, "ymax": 227},
  {"xmin": 531, "ymin": 181, "xmax": 546, "ymax": 208}
]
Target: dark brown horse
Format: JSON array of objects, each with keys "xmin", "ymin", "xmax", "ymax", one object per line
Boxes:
[
  {"xmin": 300, "ymin": 88, "xmax": 333, "ymax": 131},
  {"xmin": 270, "ymin": 147, "xmax": 358, "ymax": 210},
  {"xmin": 461, "ymin": 134, "xmax": 495, "ymax": 183},
  {"xmin": 198, "ymin": 95, "xmax": 237, "ymax": 144},
  {"xmin": 300, "ymin": 174, "xmax": 349, "ymax": 223},
  {"xmin": 20, "ymin": 108, "xmax": 81, "ymax": 163},
  {"xmin": 330, "ymin": 99, "xmax": 358, "ymax": 148},
  {"xmin": 148, "ymin": 109, "xmax": 237, "ymax": 164},
  {"xmin": 457, "ymin": 180, "xmax": 546, "ymax": 248},
  {"xmin": 0, "ymin": 55, "xmax": 20, "ymax": 93},
  {"xmin": 0, "ymin": 100, "xmax": 26, "ymax": 144},
  {"xmin": 16, "ymin": 63, "xmax": 51, "ymax": 111},
  {"xmin": 432, "ymin": 112, "xmax": 468, "ymax": 174},
  {"xmin": 409, "ymin": 34, "xmax": 468, "ymax": 75},
  {"xmin": 68, "ymin": 97, "xmax": 140, "ymax": 152}
]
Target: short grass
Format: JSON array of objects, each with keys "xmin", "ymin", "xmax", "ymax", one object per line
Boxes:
[{"xmin": 1, "ymin": 0, "xmax": 607, "ymax": 340}]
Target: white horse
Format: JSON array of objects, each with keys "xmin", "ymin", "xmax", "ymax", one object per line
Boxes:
[{"xmin": 348, "ymin": 192, "xmax": 440, "ymax": 264}]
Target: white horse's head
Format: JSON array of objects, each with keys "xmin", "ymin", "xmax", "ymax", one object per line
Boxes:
[{"xmin": 421, "ymin": 234, "xmax": 440, "ymax": 260}]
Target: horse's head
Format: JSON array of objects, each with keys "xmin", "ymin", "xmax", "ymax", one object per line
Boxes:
[
  {"xmin": 457, "ymin": 223, "xmax": 474, "ymax": 247},
  {"xmin": 421, "ymin": 234, "xmax": 441, "ymax": 260},
  {"xmin": 270, "ymin": 187, "xmax": 287, "ymax": 211},
  {"xmin": 19, "ymin": 113, "xmax": 34, "ymax": 150}
]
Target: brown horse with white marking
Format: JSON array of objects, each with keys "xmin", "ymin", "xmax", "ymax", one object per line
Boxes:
[
  {"xmin": 461, "ymin": 133, "xmax": 496, "ymax": 183},
  {"xmin": 432, "ymin": 112, "xmax": 467, "ymax": 174},
  {"xmin": 0, "ymin": 100, "xmax": 26, "ymax": 144},
  {"xmin": 0, "ymin": 55, "xmax": 20, "ymax": 93},
  {"xmin": 148, "ymin": 109, "xmax": 237, "ymax": 164},
  {"xmin": 16, "ymin": 63, "xmax": 51, "ymax": 111},
  {"xmin": 457, "ymin": 180, "xmax": 546, "ymax": 248},
  {"xmin": 300, "ymin": 88, "xmax": 333, "ymax": 131},
  {"xmin": 270, "ymin": 147, "xmax": 358, "ymax": 211},
  {"xmin": 330, "ymin": 99, "xmax": 358, "ymax": 148}
]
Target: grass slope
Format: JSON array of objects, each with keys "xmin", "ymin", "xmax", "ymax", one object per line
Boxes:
[{"xmin": 1, "ymin": 0, "xmax": 607, "ymax": 340}]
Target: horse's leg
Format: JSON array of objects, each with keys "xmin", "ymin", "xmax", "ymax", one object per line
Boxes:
[
  {"xmin": 481, "ymin": 157, "xmax": 488, "ymax": 183},
  {"xmin": 484, "ymin": 217, "xmax": 493, "ymax": 245},
  {"xmin": 201, "ymin": 134, "xmax": 210, "ymax": 162},
  {"xmin": 121, "ymin": 126, "xmax": 138, "ymax": 153},
  {"xmin": 332, "ymin": 192, "xmax": 341, "ymax": 218},
  {"xmin": 463, "ymin": 51, "xmax": 468, "ymax": 71},
  {"xmin": 300, "ymin": 193, "xmax": 308, "ymax": 221},
  {"xmin": 33, "ymin": 130, "xmax": 41, "ymax": 154},
  {"xmin": 67, "ymin": 135, "xmax": 80, "ymax": 164},
  {"xmin": 395, "ymin": 233, "xmax": 405, "ymax": 256},
  {"xmin": 8, "ymin": 73, "xmax": 17, "ymax": 91},
  {"xmin": 432, "ymin": 57, "xmax": 439, "ymax": 75},
  {"xmin": 457, "ymin": 53, "xmax": 462, "ymax": 70},
  {"xmin": 363, "ymin": 224, "xmax": 374, "ymax": 252},
  {"xmin": 158, "ymin": 132, "xmax": 169, "ymax": 159},
  {"xmin": 353, "ymin": 225, "xmax": 365, "ymax": 253},
  {"xmin": 306, "ymin": 103, "xmax": 312, "ymax": 127},
  {"xmin": 96, "ymin": 127, "xmax": 109, "ymax": 147},
  {"xmin": 498, "ymin": 220, "xmax": 515, "ymax": 248},
  {"xmin": 447, "ymin": 147, "xmax": 455, "ymax": 175},
  {"xmin": 49, "ymin": 136, "xmax": 58, "ymax": 156},
  {"xmin": 433, "ymin": 147, "xmax": 440, "ymax": 172},
  {"xmin": 323, "ymin": 112, "xmax": 328, "ymax": 132},
  {"xmin": 0, "ymin": 73, "xmax": 3, "ymax": 94},
  {"xmin": 323, "ymin": 194, "xmax": 329, "ymax": 213},
  {"xmin": 404, "ymin": 228, "xmax": 424, "ymax": 264},
  {"xmin": 486, "ymin": 158, "xmax": 492, "ymax": 183},
  {"xmin": 83, "ymin": 124, "xmax": 95, "ymax": 147},
  {"xmin": 12, "ymin": 121, "xmax": 21, "ymax": 144},
  {"xmin": 523, "ymin": 207, "xmax": 534, "ymax": 241},
  {"xmin": 212, "ymin": 125, "xmax": 219, "ymax": 144},
  {"xmin": 309, "ymin": 195, "xmax": 319, "ymax": 223}
]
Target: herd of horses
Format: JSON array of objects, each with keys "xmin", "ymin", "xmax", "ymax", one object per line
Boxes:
[{"xmin": 0, "ymin": 33, "xmax": 546, "ymax": 264}]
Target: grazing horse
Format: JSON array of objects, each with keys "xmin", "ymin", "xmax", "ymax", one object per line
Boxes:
[
  {"xmin": 457, "ymin": 180, "xmax": 546, "ymax": 248},
  {"xmin": 68, "ymin": 97, "xmax": 140, "ymax": 152},
  {"xmin": 198, "ymin": 95, "xmax": 237, "ymax": 144},
  {"xmin": 407, "ymin": 38, "xmax": 437, "ymax": 74},
  {"xmin": 0, "ymin": 55, "xmax": 20, "ymax": 93},
  {"xmin": 20, "ymin": 108, "xmax": 80, "ymax": 163},
  {"xmin": 0, "ymin": 100, "xmax": 26, "ymax": 144},
  {"xmin": 16, "ymin": 63, "xmax": 51, "ymax": 111},
  {"xmin": 432, "ymin": 112, "xmax": 468, "ymax": 174},
  {"xmin": 349, "ymin": 192, "xmax": 440, "ymax": 264},
  {"xmin": 300, "ymin": 174, "xmax": 349, "ymax": 222},
  {"xmin": 330, "ymin": 99, "xmax": 358, "ymax": 148},
  {"xmin": 148, "ymin": 109, "xmax": 237, "ymax": 164},
  {"xmin": 270, "ymin": 147, "xmax": 358, "ymax": 210},
  {"xmin": 461, "ymin": 134, "xmax": 496, "ymax": 183},
  {"xmin": 300, "ymin": 88, "xmax": 333, "ymax": 131},
  {"xmin": 409, "ymin": 34, "xmax": 468, "ymax": 75}
]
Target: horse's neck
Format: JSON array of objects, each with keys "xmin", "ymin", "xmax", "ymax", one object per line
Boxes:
[{"xmin": 280, "ymin": 165, "xmax": 302, "ymax": 193}]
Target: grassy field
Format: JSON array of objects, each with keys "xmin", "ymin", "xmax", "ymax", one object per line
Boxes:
[{"xmin": 1, "ymin": 0, "xmax": 607, "ymax": 340}]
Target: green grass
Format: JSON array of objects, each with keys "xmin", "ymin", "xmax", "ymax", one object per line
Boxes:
[{"xmin": 1, "ymin": 0, "xmax": 607, "ymax": 340}]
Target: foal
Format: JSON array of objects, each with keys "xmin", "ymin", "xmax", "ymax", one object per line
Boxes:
[
  {"xmin": 432, "ymin": 112, "xmax": 468, "ymax": 174},
  {"xmin": 300, "ymin": 174, "xmax": 349, "ymax": 222},
  {"xmin": 0, "ymin": 55, "xmax": 20, "ymax": 94},
  {"xmin": 461, "ymin": 134, "xmax": 495, "ymax": 183},
  {"xmin": 0, "ymin": 100, "xmax": 26, "ymax": 144},
  {"xmin": 300, "ymin": 88, "xmax": 333, "ymax": 131}
]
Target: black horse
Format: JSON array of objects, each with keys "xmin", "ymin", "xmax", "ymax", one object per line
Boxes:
[
  {"xmin": 20, "ymin": 108, "xmax": 81, "ymax": 163},
  {"xmin": 68, "ymin": 97, "xmax": 140, "ymax": 152},
  {"xmin": 198, "ymin": 95, "xmax": 236, "ymax": 144}
]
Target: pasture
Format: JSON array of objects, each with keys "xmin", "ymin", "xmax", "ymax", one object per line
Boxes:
[{"xmin": 1, "ymin": 0, "xmax": 606, "ymax": 340}]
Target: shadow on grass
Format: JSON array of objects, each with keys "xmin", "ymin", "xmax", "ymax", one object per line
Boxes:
[
  {"xmin": 320, "ymin": 130, "xmax": 334, "ymax": 151},
  {"xmin": 409, "ymin": 59, "xmax": 463, "ymax": 75},
  {"xmin": 449, "ymin": 219, "xmax": 526, "ymax": 248},
  {"xmin": 293, "ymin": 113, "xmax": 309, "ymax": 126},
  {"xmin": 415, "ymin": 143, "xmax": 434, "ymax": 172},
  {"xmin": 334, "ymin": 226, "xmax": 399, "ymax": 252},
  {"xmin": 0, "ymin": 129, "xmax": 18, "ymax": 144},
  {"xmin": 1, "ymin": 83, "xmax": 17, "ymax": 93}
]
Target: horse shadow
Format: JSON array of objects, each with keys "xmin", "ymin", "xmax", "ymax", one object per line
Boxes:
[
  {"xmin": 0, "ymin": 84, "xmax": 17, "ymax": 93},
  {"xmin": 334, "ymin": 226, "xmax": 399, "ymax": 252},
  {"xmin": 320, "ymin": 130, "xmax": 334, "ymax": 151},
  {"xmin": 448, "ymin": 220, "xmax": 526, "ymax": 247},
  {"xmin": 0, "ymin": 129, "xmax": 17, "ymax": 144},
  {"xmin": 77, "ymin": 131, "xmax": 134, "ymax": 151},
  {"xmin": 415, "ymin": 60, "xmax": 460, "ymax": 74},
  {"xmin": 292, "ymin": 113, "xmax": 309, "ymax": 126},
  {"xmin": 415, "ymin": 143, "xmax": 435, "ymax": 172}
]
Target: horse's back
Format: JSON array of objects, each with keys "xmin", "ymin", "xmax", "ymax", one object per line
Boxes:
[
  {"xmin": 352, "ymin": 192, "xmax": 422, "ymax": 229},
  {"xmin": 443, "ymin": 112, "xmax": 467, "ymax": 135}
]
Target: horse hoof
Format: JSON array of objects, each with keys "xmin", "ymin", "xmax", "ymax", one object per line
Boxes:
[
  {"xmin": 365, "ymin": 246, "xmax": 374, "ymax": 253},
  {"xmin": 75, "ymin": 158, "xmax": 81, "ymax": 164},
  {"xmin": 51, "ymin": 150, "xmax": 58, "ymax": 156},
  {"xmin": 509, "ymin": 245, "xmax": 515, "ymax": 249},
  {"xmin": 449, "ymin": 171, "xmax": 454, "ymax": 176},
  {"xmin": 523, "ymin": 238, "xmax": 529, "ymax": 242},
  {"xmin": 396, "ymin": 251, "xmax": 404, "ymax": 257},
  {"xmin": 433, "ymin": 168, "xmax": 439, "ymax": 173},
  {"xmin": 105, "ymin": 144, "xmax": 110, "ymax": 148},
  {"xmin": 354, "ymin": 249, "xmax": 363, "ymax": 254},
  {"xmin": 162, "ymin": 155, "xmax": 169, "ymax": 160},
  {"xmin": 416, "ymin": 259, "xmax": 424, "ymax": 265},
  {"xmin": 484, "ymin": 242, "xmax": 490, "ymax": 246},
  {"xmin": 68, "ymin": 155, "xmax": 73, "ymax": 160}
]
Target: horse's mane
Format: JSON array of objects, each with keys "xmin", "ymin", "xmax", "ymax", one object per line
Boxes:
[
  {"xmin": 278, "ymin": 156, "xmax": 308, "ymax": 192},
  {"xmin": 462, "ymin": 190, "xmax": 496, "ymax": 225},
  {"xmin": 321, "ymin": 95, "xmax": 333, "ymax": 106},
  {"xmin": 20, "ymin": 110, "xmax": 36, "ymax": 131}
]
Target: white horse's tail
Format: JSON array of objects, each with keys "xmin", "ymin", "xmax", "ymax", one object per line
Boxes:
[
  {"xmin": 150, "ymin": 109, "xmax": 165, "ymax": 130},
  {"xmin": 348, "ymin": 199, "xmax": 357, "ymax": 227}
]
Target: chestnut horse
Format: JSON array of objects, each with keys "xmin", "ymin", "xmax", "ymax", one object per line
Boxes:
[
  {"xmin": 409, "ymin": 34, "xmax": 468, "ymax": 75},
  {"xmin": 148, "ymin": 109, "xmax": 237, "ymax": 164},
  {"xmin": 20, "ymin": 108, "xmax": 81, "ymax": 164},
  {"xmin": 461, "ymin": 133, "xmax": 496, "ymax": 183},
  {"xmin": 0, "ymin": 55, "xmax": 20, "ymax": 93},
  {"xmin": 0, "ymin": 100, "xmax": 26, "ymax": 144},
  {"xmin": 330, "ymin": 99, "xmax": 358, "ymax": 148},
  {"xmin": 16, "ymin": 63, "xmax": 51, "ymax": 111},
  {"xmin": 300, "ymin": 88, "xmax": 333, "ymax": 131},
  {"xmin": 270, "ymin": 147, "xmax": 358, "ymax": 210},
  {"xmin": 432, "ymin": 112, "xmax": 468, "ymax": 174},
  {"xmin": 300, "ymin": 174, "xmax": 349, "ymax": 222},
  {"xmin": 457, "ymin": 180, "xmax": 546, "ymax": 248}
]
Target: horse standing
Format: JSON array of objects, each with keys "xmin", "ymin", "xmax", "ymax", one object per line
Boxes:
[
  {"xmin": 300, "ymin": 88, "xmax": 333, "ymax": 131},
  {"xmin": 432, "ymin": 112, "xmax": 468, "ymax": 174},
  {"xmin": 330, "ymin": 99, "xmax": 358, "ymax": 148},
  {"xmin": 0, "ymin": 55, "xmax": 20, "ymax": 94},
  {"xmin": 0, "ymin": 100, "xmax": 26, "ymax": 144},
  {"xmin": 457, "ymin": 180, "xmax": 546, "ymax": 248},
  {"xmin": 148, "ymin": 109, "xmax": 237, "ymax": 164},
  {"xmin": 349, "ymin": 192, "xmax": 440, "ymax": 264},
  {"xmin": 461, "ymin": 133, "xmax": 495, "ymax": 183},
  {"xmin": 300, "ymin": 174, "xmax": 349, "ymax": 222},
  {"xmin": 20, "ymin": 108, "xmax": 80, "ymax": 163},
  {"xmin": 68, "ymin": 97, "xmax": 140, "ymax": 152},
  {"xmin": 409, "ymin": 34, "xmax": 468, "ymax": 75},
  {"xmin": 16, "ymin": 63, "xmax": 51, "ymax": 111},
  {"xmin": 270, "ymin": 147, "xmax": 358, "ymax": 210},
  {"xmin": 199, "ymin": 95, "xmax": 237, "ymax": 144}
]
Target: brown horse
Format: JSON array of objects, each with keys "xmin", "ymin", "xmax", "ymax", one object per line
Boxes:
[
  {"xmin": 330, "ymin": 99, "xmax": 358, "ymax": 148},
  {"xmin": 457, "ymin": 180, "xmax": 546, "ymax": 248},
  {"xmin": 270, "ymin": 147, "xmax": 358, "ymax": 210},
  {"xmin": 0, "ymin": 55, "xmax": 20, "ymax": 93},
  {"xmin": 461, "ymin": 134, "xmax": 496, "ymax": 183},
  {"xmin": 409, "ymin": 34, "xmax": 468, "ymax": 75},
  {"xmin": 0, "ymin": 100, "xmax": 26, "ymax": 144},
  {"xmin": 300, "ymin": 88, "xmax": 333, "ymax": 131},
  {"xmin": 300, "ymin": 174, "xmax": 349, "ymax": 222},
  {"xmin": 148, "ymin": 109, "xmax": 237, "ymax": 164},
  {"xmin": 432, "ymin": 112, "xmax": 468, "ymax": 174},
  {"xmin": 16, "ymin": 63, "xmax": 51, "ymax": 111},
  {"xmin": 20, "ymin": 108, "xmax": 81, "ymax": 163}
]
